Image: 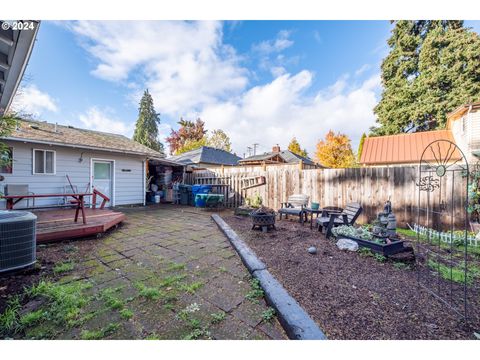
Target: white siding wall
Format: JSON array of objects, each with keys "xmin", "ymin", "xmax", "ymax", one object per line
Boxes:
[
  {"xmin": 451, "ymin": 114, "xmax": 470, "ymax": 162},
  {"xmin": 468, "ymin": 110, "xmax": 480, "ymax": 154},
  {"xmin": 0, "ymin": 140, "xmax": 145, "ymax": 209}
]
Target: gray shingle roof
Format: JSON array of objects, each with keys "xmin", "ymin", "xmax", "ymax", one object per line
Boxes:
[
  {"xmin": 168, "ymin": 146, "xmax": 241, "ymax": 166},
  {"xmin": 4, "ymin": 119, "xmax": 165, "ymax": 158},
  {"xmin": 239, "ymin": 150, "xmax": 316, "ymax": 166}
]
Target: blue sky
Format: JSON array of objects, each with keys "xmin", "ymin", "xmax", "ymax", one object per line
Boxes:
[{"xmin": 12, "ymin": 20, "xmax": 480, "ymax": 156}]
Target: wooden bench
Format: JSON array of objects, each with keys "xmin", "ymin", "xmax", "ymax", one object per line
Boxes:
[
  {"xmin": 316, "ymin": 202, "xmax": 363, "ymax": 238},
  {"xmin": 278, "ymin": 194, "xmax": 309, "ymax": 224}
]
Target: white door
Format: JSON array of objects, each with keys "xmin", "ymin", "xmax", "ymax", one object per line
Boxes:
[{"xmin": 92, "ymin": 160, "xmax": 113, "ymax": 206}]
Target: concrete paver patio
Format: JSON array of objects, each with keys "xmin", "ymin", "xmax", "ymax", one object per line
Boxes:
[{"xmin": 2, "ymin": 205, "xmax": 285, "ymax": 340}]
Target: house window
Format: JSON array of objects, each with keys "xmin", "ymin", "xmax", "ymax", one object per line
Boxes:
[
  {"xmin": 0, "ymin": 147, "xmax": 13, "ymax": 174},
  {"xmin": 33, "ymin": 149, "xmax": 56, "ymax": 174}
]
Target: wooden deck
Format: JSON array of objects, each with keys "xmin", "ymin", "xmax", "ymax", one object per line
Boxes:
[{"xmin": 33, "ymin": 208, "xmax": 125, "ymax": 243}]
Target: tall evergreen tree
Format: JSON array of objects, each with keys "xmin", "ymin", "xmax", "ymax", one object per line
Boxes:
[
  {"xmin": 357, "ymin": 133, "xmax": 367, "ymax": 162},
  {"xmin": 372, "ymin": 20, "xmax": 479, "ymax": 135},
  {"xmin": 133, "ymin": 90, "xmax": 164, "ymax": 153}
]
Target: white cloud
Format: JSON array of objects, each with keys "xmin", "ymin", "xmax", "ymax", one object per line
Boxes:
[
  {"xmin": 68, "ymin": 21, "xmax": 248, "ymax": 114},
  {"xmin": 200, "ymin": 71, "xmax": 381, "ymax": 157},
  {"xmin": 66, "ymin": 21, "xmax": 380, "ymax": 158},
  {"xmin": 355, "ymin": 64, "xmax": 371, "ymax": 77},
  {"xmin": 252, "ymin": 30, "xmax": 294, "ymax": 54},
  {"xmin": 11, "ymin": 85, "xmax": 58, "ymax": 117},
  {"xmin": 313, "ymin": 30, "xmax": 322, "ymax": 44},
  {"xmin": 78, "ymin": 107, "xmax": 134, "ymax": 136},
  {"xmin": 270, "ymin": 66, "xmax": 287, "ymax": 77}
]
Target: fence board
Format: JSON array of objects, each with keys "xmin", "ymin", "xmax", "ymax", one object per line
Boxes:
[{"xmin": 188, "ymin": 164, "xmax": 468, "ymax": 228}]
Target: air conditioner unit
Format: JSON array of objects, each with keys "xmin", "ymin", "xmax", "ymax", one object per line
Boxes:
[{"xmin": 0, "ymin": 210, "xmax": 37, "ymax": 273}]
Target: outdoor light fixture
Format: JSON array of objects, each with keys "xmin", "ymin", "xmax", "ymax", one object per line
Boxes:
[{"xmin": 78, "ymin": 152, "xmax": 84, "ymax": 163}]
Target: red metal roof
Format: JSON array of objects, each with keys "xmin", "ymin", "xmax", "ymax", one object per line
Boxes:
[{"xmin": 360, "ymin": 130, "xmax": 462, "ymax": 165}]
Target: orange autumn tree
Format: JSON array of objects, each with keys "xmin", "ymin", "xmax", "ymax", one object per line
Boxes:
[{"xmin": 315, "ymin": 130, "xmax": 356, "ymax": 168}]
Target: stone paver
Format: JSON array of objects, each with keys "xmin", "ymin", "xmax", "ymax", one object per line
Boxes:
[{"xmin": 10, "ymin": 205, "xmax": 286, "ymax": 340}]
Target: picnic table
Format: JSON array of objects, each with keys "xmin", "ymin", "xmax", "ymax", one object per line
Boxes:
[{"xmin": 2, "ymin": 188, "xmax": 110, "ymax": 225}]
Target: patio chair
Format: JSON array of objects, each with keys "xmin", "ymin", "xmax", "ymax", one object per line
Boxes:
[
  {"xmin": 4, "ymin": 184, "xmax": 35, "ymax": 208},
  {"xmin": 278, "ymin": 194, "xmax": 309, "ymax": 224},
  {"xmin": 316, "ymin": 202, "xmax": 363, "ymax": 238}
]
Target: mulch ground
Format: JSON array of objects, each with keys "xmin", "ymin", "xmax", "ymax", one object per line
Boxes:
[{"xmin": 223, "ymin": 214, "xmax": 480, "ymax": 340}]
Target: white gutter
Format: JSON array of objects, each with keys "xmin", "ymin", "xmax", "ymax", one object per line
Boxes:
[{"xmin": 1, "ymin": 21, "xmax": 40, "ymax": 115}]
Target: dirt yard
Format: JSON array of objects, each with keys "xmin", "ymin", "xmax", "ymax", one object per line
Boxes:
[{"xmin": 223, "ymin": 214, "xmax": 480, "ymax": 340}]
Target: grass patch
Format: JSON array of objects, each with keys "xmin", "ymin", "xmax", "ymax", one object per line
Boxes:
[
  {"xmin": 180, "ymin": 281, "xmax": 204, "ymax": 294},
  {"xmin": 397, "ymin": 228, "xmax": 480, "ymax": 256},
  {"xmin": 358, "ymin": 247, "xmax": 374, "ymax": 257},
  {"xmin": 0, "ymin": 296, "xmax": 21, "ymax": 335},
  {"xmin": 25, "ymin": 280, "xmax": 92, "ymax": 328},
  {"xmin": 246, "ymin": 278, "xmax": 264, "ymax": 303},
  {"xmin": 80, "ymin": 322, "xmax": 119, "ymax": 340},
  {"xmin": 19, "ymin": 310, "xmax": 46, "ymax": 327},
  {"xmin": 136, "ymin": 283, "xmax": 162, "ymax": 300},
  {"xmin": 428, "ymin": 259, "xmax": 473, "ymax": 285},
  {"xmin": 210, "ymin": 311, "xmax": 226, "ymax": 324},
  {"xmin": 119, "ymin": 308, "xmax": 134, "ymax": 320},
  {"xmin": 167, "ymin": 262, "xmax": 186, "ymax": 271},
  {"xmin": 261, "ymin": 307, "xmax": 276, "ymax": 322},
  {"xmin": 99, "ymin": 287, "xmax": 125, "ymax": 310},
  {"xmin": 183, "ymin": 327, "xmax": 211, "ymax": 340},
  {"xmin": 158, "ymin": 274, "xmax": 187, "ymax": 288},
  {"xmin": 145, "ymin": 332, "xmax": 161, "ymax": 340},
  {"xmin": 53, "ymin": 261, "xmax": 74, "ymax": 274},
  {"xmin": 373, "ymin": 253, "xmax": 387, "ymax": 263}
]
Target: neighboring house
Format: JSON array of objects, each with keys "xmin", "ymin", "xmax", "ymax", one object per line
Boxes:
[
  {"xmin": 360, "ymin": 102, "xmax": 480, "ymax": 167},
  {"xmin": 168, "ymin": 146, "xmax": 242, "ymax": 169},
  {"xmin": 0, "ymin": 20, "xmax": 40, "ymax": 115},
  {"xmin": 0, "ymin": 119, "xmax": 181, "ymax": 208},
  {"xmin": 239, "ymin": 145, "xmax": 319, "ymax": 168}
]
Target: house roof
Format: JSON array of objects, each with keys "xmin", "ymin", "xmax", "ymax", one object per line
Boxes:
[
  {"xmin": 446, "ymin": 101, "xmax": 480, "ymax": 125},
  {"xmin": 168, "ymin": 146, "xmax": 242, "ymax": 166},
  {"xmin": 0, "ymin": 21, "xmax": 40, "ymax": 115},
  {"xmin": 239, "ymin": 150, "xmax": 317, "ymax": 166},
  {"xmin": 3, "ymin": 119, "xmax": 166, "ymax": 159},
  {"xmin": 360, "ymin": 130, "xmax": 462, "ymax": 165}
]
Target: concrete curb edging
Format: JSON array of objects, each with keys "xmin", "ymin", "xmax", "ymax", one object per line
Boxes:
[{"xmin": 212, "ymin": 214, "xmax": 327, "ymax": 340}]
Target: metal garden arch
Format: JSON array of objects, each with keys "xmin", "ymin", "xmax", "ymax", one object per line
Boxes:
[{"xmin": 416, "ymin": 139, "xmax": 469, "ymax": 319}]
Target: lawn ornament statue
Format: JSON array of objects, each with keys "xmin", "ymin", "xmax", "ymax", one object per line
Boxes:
[{"xmin": 373, "ymin": 200, "xmax": 397, "ymax": 237}]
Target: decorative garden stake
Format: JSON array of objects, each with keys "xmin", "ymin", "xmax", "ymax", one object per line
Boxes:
[{"xmin": 416, "ymin": 139, "xmax": 469, "ymax": 320}]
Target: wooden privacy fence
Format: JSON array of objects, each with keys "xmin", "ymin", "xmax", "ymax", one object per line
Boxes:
[{"xmin": 187, "ymin": 164, "xmax": 469, "ymax": 228}]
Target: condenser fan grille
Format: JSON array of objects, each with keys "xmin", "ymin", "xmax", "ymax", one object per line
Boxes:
[{"xmin": 0, "ymin": 211, "xmax": 37, "ymax": 273}]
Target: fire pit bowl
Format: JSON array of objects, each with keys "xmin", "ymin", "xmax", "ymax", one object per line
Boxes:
[{"xmin": 250, "ymin": 207, "xmax": 276, "ymax": 232}]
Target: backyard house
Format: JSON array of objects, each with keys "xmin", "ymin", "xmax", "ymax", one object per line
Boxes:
[
  {"xmin": 0, "ymin": 119, "xmax": 183, "ymax": 209},
  {"xmin": 168, "ymin": 145, "xmax": 242, "ymax": 169},
  {"xmin": 359, "ymin": 101, "xmax": 480, "ymax": 166},
  {"xmin": 239, "ymin": 145, "xmax": 320, "ymax": 168},
  {"xmin": 0, "ymin": 21, "xmax": 39, "ymax": 115}
]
